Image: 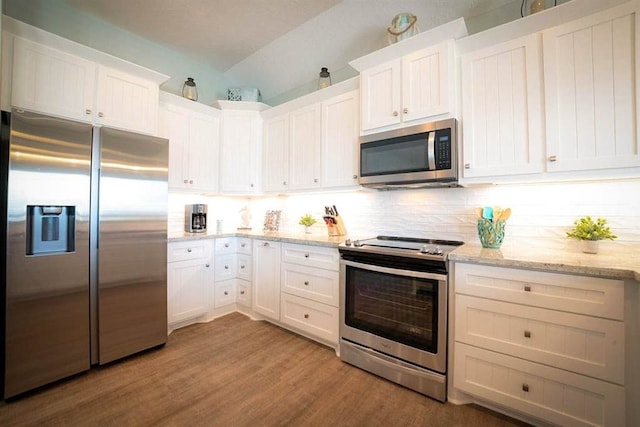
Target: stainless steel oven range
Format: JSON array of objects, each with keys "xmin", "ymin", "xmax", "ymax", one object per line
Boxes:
[{"xmin": 339, "ymin": 236, "xmax": 463, "ymax": 402}]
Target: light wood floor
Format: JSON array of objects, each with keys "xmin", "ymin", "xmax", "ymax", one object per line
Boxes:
[{"xmin": 1, "ymin": 312, "xmax": 530, "ymax": 426}]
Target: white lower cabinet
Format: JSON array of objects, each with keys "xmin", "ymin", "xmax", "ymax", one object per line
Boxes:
[
  {"xmin": 253, "ymin": 240, "xmax": 281, "ymax": 320},
  {"xmin": 167, "ymin": 240, "xmax": 213, "ymax": 328},
  {"xmin": 280, "ymin": 243, "xmax": 339, "ymax": 346},
  {"xmin": 214, "ymin": 237, "xmax": 253, "ymax": 310},
  {"xmin": 453, "ymin": 262, "xmax": 626, "ymax": 427}
]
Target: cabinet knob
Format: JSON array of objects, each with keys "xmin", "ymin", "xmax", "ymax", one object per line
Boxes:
[
  {"xmin": 240, "ymin": 265, "xmax": 245, "ymax": 269},
  {"xmin": 263, "ymin": 242, "xmax": 270, "ymax": 247},
  {"xmin": 464, "ymin": 163, "xmax": 471, "ymax": 169},
  {"xmin": 241, "ymin": 243, "xmax": 246, "ymax": 248},
  {"xmin": 240, "ymin": 290, "xmax": 245, "ymax": 295},
  {"xmin": 403, "ymin": 108, "xmax": 408, "ymax": 114},
  {"xmin": 183, "ymin": 179, "xmax": 189, "ymax": 184},
  {"xmin": 205, "ymin": 263, "xmax": 210, "ymax": 268},
  {"xmin": 250, "ymin": 183, "xmax": 254, "ymax": 188},
  {"xmin": 224, "ymin": 265, "xmax": 229, "ymax": 269},
  {"xmin": 224, "ymin": 291, "xmax": 229, "ymax": 296},
  {"xmin": 304, "ymin": 314, "xmax": 309, "ymax": 319},
  {"xmin": 85, "ymin": 109, "xmax": 92, "ymax": 115},
  {"xmin": 187, "ymin": 248, "xmax": 192, "ymax": 253},
  {"xmin": 524, "ymin": 330, "xmax": 531, "ymax": 338},
  {"xmin": 224, "ymin": 243, "xmax": 229, "ymax": 248},
  {"xmin": 392, "ymin": 111, "xmax": 399, "ymax": 117},
  {"xmin": 283, "ymin": 181, "xmax": 287, "ymax": 186},
  {"xmin": 304, "ymin": 253, "xmax": 310, "ymax": 258},
  {"xmin": 98, "ymin": 112, "xmax": 104, "ymax": 118},
  {"xmin": 522, "ymin": 383, "xmax": 530, "ymax": 392},
  {"xmin": 314, "ymin": 178, "xmax": 318, "ymax": 183},
  {"xmin": 353, "ymin": 175, "xmax": 358, "ymax": 179},
  {"xmin": 524, "ymin": 285, "xmax": 531, "ymax": 292},
  {"xmin": 548, "ymin": 155, "xmax": 558, "ymax": 162},
  {"xmin": 189, "ymin": 180, "xmax": 193, "ymax": 184},
  {"xmin": 304, "ymin": 281, "xmax": 309, "ymax": 286}
]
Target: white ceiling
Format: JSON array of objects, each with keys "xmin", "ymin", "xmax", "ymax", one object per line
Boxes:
[{"xmin": 66, "ymin": 0, "xmax": 343, "ymax": 72}]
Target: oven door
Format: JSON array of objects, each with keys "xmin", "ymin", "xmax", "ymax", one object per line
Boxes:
[{"xmin": 340, "ymin": 259, "xmax": 447, "ymax": 373}]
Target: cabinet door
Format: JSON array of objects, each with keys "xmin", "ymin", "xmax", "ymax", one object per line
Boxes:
[
  {"xmin": 252, "ymin": 240, "xmax": 281, "ymax": 320},
  {"xmin": 12, "ymin": 37, "xmax": 95, "ymax": 122},
  {"xmin": 95, "ymin": 66, "xmax": 159, "ymax": 135},
  {"xmin": 461, "ymin": 34, "xmax": 544, "ymax": 178},
  {"xmin": 167, "ymin": 258, "xmax": 210, "ymax": 324},
  {"xmin": 159, "ymin": 101, "xmax": 190, "ymax": 190},
  {"xmin": 402, "ymin": 42, "xmax": 451, "ymax": 123},
  {"xmin": 543, "ymin": 2, "xmax": 640, "ymax": 171},
  {"xmin": 263, "ymin": 114, "xmax": 289, "ymax": 192},
  {"xmin": 188, "ymin": 111, "xmax": 219, "ymax": 192},
  {"xmin": 289, "ymin": 103, "xmax": 321, "ymax": 190},
  {"xmin": 321, "ymin": 90, "xmax": 360, "ymax": 188},
  {"xmin": 220, "ymin": 110, "xmax": 262, "ymax": 193},
  {"xmin": 360, "ymin": 59, "xmax": 401, "ymax": 131}
]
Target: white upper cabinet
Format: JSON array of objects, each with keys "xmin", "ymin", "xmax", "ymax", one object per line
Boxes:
[
  {"xmin": 11, "ymin": 36, "xmax": 162, "ymax": 135},
  {"xmin": 321, "ymin": 90, "xmax": 359, "ymax": 188},
  {"xmin": 461, "ymin": 34, "xmax": 544, "ymax": 178},
  {"xmin": 159, "ymin": 92, "xmax": 220, "ymax": 192},
  {"xmin": 12, "ymin": 37, "xmax": 95, "ymax": 123},
  {"xmin": 360, "ymin": 41, "xmax": 453, "ymax": 133},
  {"xmin": 288, "ymin": 103, "xmax": 321, "ymax": 190},
  {"xmin": 263, "ymin": 114, "xmax": 289, "ymax": 192},
  {"xmin": 219, "ymin": 104, "xmax": 265, "ymax": 194},
  {"xmin": 543, "ymin": 2, "xmax": 640, "ymax": 172}
]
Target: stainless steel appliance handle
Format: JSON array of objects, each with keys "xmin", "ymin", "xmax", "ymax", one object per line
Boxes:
[
  {"xmin": 341, "ymin": 259, "xmax": 447, "ymax": 282},
  {"xmin": 427, "ymin": 131, "xmax": 436, "ymax": 170}
]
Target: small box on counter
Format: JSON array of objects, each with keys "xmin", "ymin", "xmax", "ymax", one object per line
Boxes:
[{"xmin": 227, "ymin": 87, "xmax": 262, "ymax": 102}]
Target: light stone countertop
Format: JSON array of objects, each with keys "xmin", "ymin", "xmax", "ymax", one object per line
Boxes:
[
  {"xmin": 168, "ymin": 229, "xmax": 344, "ymax": 248},
  {"xmin": 448, "ymin": 238, "xmax": 640, "ymax": 282}
]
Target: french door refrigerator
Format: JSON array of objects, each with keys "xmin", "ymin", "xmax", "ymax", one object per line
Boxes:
[{"xmin": 1, "ymin": 108, "xmax": 168, "ymax": 399}]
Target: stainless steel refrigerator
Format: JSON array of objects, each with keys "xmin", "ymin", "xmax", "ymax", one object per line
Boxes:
[{"xmin": 1, "ymin": 108, "xmax": 168, "ymax": 399}]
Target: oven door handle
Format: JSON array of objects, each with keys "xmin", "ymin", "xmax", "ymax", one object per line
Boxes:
[{"xmin": 341, "ymin": 259, "xmax": 447, "ymax": 281}]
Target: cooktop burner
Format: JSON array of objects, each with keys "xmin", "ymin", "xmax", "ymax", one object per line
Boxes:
[{"xmin": 339, "ymin": 235, "xmax": 464, "ymax": 260}]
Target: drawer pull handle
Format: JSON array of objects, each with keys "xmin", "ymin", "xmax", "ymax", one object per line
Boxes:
[
  {"xmin": 241, "ymin": 243, "xmax": 246, "ymax": 247},
  {"xmin": 304, "ymin": 253, "xmax": 310, "ymax": 258},
  {"xmin": 263, "ymin": 242, "xmax": 270, "ymax": 247},
  {"xmin": 393, "ymin": 111, "xmax": 399, "ymax": 117},
  {"xmin": 224, "ymin": 243, "xmax": 229, "ymax": 248},
  {"xmin": 522, "ymin": 383, "xmax": 529, "ymax": 392},
  {"xmin": 464, "ymin": 163, "xmax": 470, "ymax": 169},
  {"xmin": 189, "ymin": 180, "xmax": 193, "ymax": 184},
  {"xmin": 224, "ymin": 291, "xmax": 228, "ymax": 296},
  {"xmin": 524, "ymin": 285, "xmax": 531, "ymax": 292},
  {"xmin": 403, "ymin": 108, "xmax": 408, "ymax": 114},
  {"xmin": 98, "ymin": 112, "xmax": 104, "ymax": 118},
  {"xmin": 240, "ymin": 290, "xmax": 245, "ymax": 295},
  {"xmin": 304, "ymin": 314, "xmax": 309, "ymax": 319},
  {"xmin": 187, "ymin": 248, "xmax": 192, "ymax": 253},
  {"xmin": 304, "ymin": 281, "xmax": 309, "ymax": 286},
  {"xmin": 240, "ymin": 265, "xmax": 245, "ymax": 269},
  {"xmin": 224, "ymin": 265, "xmax": 229, "ymax": 269},
  {"xmin": 548, "ymin": 155, "xmax": 557, "ymax": 162},
  {"xmin": 524, "ymin": 330, "xmax": 531, "ymax": 338},
  {"xmin": 205, "ymin": 264, "xmax": 210, "ymax": 268},
  {"xmin": 85, "ymin": 109, "xmax": 92, "ymax": 115}
]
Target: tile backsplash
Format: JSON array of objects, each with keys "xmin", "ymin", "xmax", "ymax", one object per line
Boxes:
[{"xmin": 169, "ymin": 179, "xmax": 640, "ymax": 246}]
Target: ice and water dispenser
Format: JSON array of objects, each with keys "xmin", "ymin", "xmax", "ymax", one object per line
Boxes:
[{"xmin": 26, "ymin": 205, "xmax": 76, "ymax": 255}]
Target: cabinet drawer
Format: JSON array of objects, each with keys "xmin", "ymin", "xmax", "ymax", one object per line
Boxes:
[
  {"xmin": 454, "ymin": 263, "xmax": 624, "ymax": 320},
  {"xmin": 168, "ymin": 240, "xmax": 211, "ymax": 262},
  {"xmin": 215, "ymin": 253, "xmax": 236, "ymax": 281},
  {"xmin": 280, "ymin": 293, "xmax": 338, "ymax": 345},
  {"xmin": 455, "ymin": 295, "xmax": 624, "ymax": 384},
  {"xmin": 237, "ymin": 280, "xmax": 251, "ymax": 308},
  {"xmin": 215, "ymin": 237, "xmax": 237, "ymax": 254},
  {"xmin": 237, "ymin": 254, "xmax": 252, "ymax": 281},
  {"xmin": 454, "ymin": 343, "xmax": 625, "ymax": 427},
  {"xmin": 214, "ymin": 280, "xmax": 236, "ymax": 308},
  {"xmin": 281, "ymin": 263, "xmax": 339, "ymax": 307},
  {"xmin": 281, "ymin": 244, "xmax": 339, "ymax": 271},
  {"xmin": 237, "ymin": 238, "xmax": 252, "ymax": 255}
]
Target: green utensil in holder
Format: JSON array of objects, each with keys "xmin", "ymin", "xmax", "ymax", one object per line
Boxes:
[{"xmin": 478, "ymin": 218, "xmax": 506, "ymax": 248}]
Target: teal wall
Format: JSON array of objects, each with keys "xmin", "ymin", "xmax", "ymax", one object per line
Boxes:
[{"xmin": 2, "ymin": 0, "xmax": 230, "ymax": 105}]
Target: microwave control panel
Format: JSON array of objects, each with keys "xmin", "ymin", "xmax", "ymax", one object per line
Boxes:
[{"xmin": 434, "ymin": 129, "xmax": 452, "ymax": 170}]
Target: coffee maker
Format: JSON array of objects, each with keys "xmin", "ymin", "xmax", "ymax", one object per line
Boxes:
[{"xmin": 185, "ymin": 204, "xmax": 207, "ymax": 233}]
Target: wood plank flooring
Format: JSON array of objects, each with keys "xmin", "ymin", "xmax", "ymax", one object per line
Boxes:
[{"xmin": 1, "ymin": 313, "xmax": 530, "ymax": 426}]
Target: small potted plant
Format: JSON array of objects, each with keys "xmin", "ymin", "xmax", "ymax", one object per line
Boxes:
[
  {"xmin": 566, "ymin": 216, "xmax": 617, "ymax": 254},
  {"xmin": 298, "ymin": 214, "xmax": 317, "ymax": 234}
]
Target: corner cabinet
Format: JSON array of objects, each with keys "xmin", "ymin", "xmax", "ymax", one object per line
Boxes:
[
  {"xmin": 543, "ymin": 1, "xmax": 640, "ymax": 172},
  {"xmin": 159, "ymin": 92, "xmax": 220, "ymax": 192},
  {"xmin": 460, "ymin": 34, "xmax": 544, "ymax": 178},
  {"xmin": 452, "ymin": 262, "xmax": 626, "ymax": 427},
  {"xmin": 359, "ymin": 41, "xmax": 454, "ymax": 133},
  {"xmin": 218, "ymin": 101, "xmax": 268, "ymax": 194},
  {"xmin": 11, "ymin": 36, "xmax": 164, "ymax": 135}
]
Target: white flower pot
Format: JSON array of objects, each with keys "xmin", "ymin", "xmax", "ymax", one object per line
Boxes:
[{"xmin": 581, "ymin": 240, "xmax": 600, "ymax": 254}]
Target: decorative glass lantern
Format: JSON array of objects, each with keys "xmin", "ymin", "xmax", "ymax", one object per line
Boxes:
[
  {"xmin": 182, "ymin": 77, "xmax": 198, "ymax": 101},
  {"xmin": 318, "ymin": 67, "xmax": 331, "ymax": 90}
]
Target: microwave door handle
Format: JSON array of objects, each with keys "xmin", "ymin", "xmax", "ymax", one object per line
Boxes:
[{"xmin": 427, "ymin": 131, "xmax": 436, "ymax": 170}]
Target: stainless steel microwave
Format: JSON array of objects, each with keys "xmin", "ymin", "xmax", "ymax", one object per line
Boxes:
[{"xmin": 358, "ymin": 118, "xmax": 458, "ymax": 189}]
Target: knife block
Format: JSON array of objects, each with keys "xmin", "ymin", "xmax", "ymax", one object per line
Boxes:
[{"xmin": 325, "ymin": 215, "xmax": 347, "ymax": 237}]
